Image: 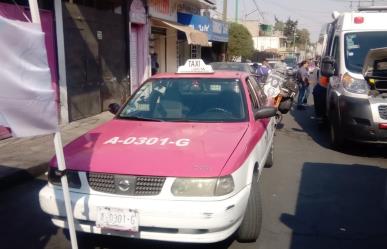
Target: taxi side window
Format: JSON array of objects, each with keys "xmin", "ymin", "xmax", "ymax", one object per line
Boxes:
[
  {"xmin": 246, "ymin": 78, "xmax": 260, "ymax": 112},
  {"xmin": 248, "ymin": 76, "xmax": 267, "ymax": 106}
]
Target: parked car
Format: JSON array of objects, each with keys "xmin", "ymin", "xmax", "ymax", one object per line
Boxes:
[
  {"xmin": 210, "ymin": 62, "xmax": 256, "ymax": 74},
  {"xmin": 284, "ymin": 57, "xmax": 298, "ymax": 77},
  {"xmin": 39, "ymin": 59, "xmax": 277, "ymax": 244},
  {"xmin": 320, "ymin": 6, "xmax": 387, "ymax": 147}
]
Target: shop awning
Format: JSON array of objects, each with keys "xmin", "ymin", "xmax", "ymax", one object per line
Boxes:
[{"xmin": 158, "ymin": 20, "xmax": 210, "ymax": 47}]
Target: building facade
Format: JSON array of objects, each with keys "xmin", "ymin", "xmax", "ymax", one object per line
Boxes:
[{"xmin": 0, "ymin": 0, "xmax": 223, "ymax": 137}]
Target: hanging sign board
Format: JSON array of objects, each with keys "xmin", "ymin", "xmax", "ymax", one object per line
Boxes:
[
  {"xmin": 148, "ymin": 0, "xmax": 177, "ymax": 22},
  {"xmin": 130, "ymin": 0, "xmax": 146, "ymax": 24}
]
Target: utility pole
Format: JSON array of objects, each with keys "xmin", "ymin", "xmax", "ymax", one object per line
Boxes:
[
  {"xmin": 222, "ymin": 0, "xmax": 228, "ymax": 62},
  {"xmin": 235, "ymin": 0, "xmax": 239, "ymax": 22},
  {"xmin": 223, "ymin": 0, "xmax": 227, "ymax": 21},
  {"xmin": 293, "ymin": 28, "xmax": 296, "ymax": 54}
]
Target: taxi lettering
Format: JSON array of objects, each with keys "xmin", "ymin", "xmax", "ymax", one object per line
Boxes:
[
  {"xmin": 103, "ymin": 137, "xmax": 190, "ymax": 147},
  {"xmin": 188, "ymin": 60, "xmax": 200, "ymax": 67}
]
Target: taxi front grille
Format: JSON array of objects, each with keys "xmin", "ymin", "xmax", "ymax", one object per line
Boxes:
[
  {"xmin": 87, "ymin": 172, "xmax": 166, "ymax": 196},
  {"xmin": 379, "ymin": 105, "xmax": 387, "ymax": 120}
]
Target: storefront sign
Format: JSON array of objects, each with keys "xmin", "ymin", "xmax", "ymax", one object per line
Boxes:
[
  {"xmin": 210, "ymin": 19, "xmax": 228, "ymax": 43},
  {"xmin": 149, "ymin": 0, "xmax": 177, "ymax": 22},
  {"xmin": 130, "ymin": 0, "xmax": 146, "ymax": 24},
  {"xmin": 177, "ymin": 13, "xmax": 229, "ymax": 43}
]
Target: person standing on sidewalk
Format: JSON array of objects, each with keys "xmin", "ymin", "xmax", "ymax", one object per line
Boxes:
[
  {"xmin": 296, "ymin": 60, "xmax": 310, "ymax": 110},
  {"xmin": 151, "ymin": 53, "xmax": 159, "ymax": 75}
]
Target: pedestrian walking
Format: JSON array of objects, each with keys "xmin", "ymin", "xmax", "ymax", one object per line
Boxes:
[{"xmin": 296, "ymin": 60, "xmax": 310, "ymax": 110}]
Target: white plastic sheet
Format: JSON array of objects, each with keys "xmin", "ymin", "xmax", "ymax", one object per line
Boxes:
[{"xmin": 0, "ymin": 15, "xmax": 58, "ymax": 137}]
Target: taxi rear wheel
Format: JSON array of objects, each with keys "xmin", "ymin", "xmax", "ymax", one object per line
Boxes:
[{"xmin": 236, "ymin": 174, "xmax": 262, "ymax": 243}]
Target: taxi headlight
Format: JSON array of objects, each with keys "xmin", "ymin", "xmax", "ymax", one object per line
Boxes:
[
  {"xmin": 48, "ymin": 167, "xmax": 81, "ymax": 189},
  {"xmin": 171, "ymin": 176, "xmax": 234, "ymax": 197},
  {"xmin": 342, "ymin": 73, "xmax": 369, "ymax": 94}
]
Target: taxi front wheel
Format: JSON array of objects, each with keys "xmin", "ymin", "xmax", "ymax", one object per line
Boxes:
[{"xmin": 236, "ymin": 174, "xmax": 262, "ymax": 243}]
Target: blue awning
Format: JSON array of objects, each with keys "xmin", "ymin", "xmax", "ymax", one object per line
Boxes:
[{"xmin": 177, "ymin": 12, "xmax": 228, "ymax": 43}]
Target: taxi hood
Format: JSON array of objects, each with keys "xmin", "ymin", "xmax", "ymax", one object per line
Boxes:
[{"xmin": 54, "ymin": 119, "xmax": 249, "ymax": 177}]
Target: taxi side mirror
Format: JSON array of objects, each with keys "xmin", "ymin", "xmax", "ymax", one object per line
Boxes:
[
  {"xmin": 254, "ymin": 107, "xmax": 277, "ymax": 120},
  {"xmin": 108, "ymin": 103, "xmax": 121, "ymax": 115},
  {"xmin": 320, "ymin": 56, "xmax": 336, "ymax": 77}
]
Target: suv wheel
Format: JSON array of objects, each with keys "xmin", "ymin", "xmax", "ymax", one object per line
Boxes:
[{"xmin": 330, "ymin": 119, "xmax": 344, "ymax": 148}]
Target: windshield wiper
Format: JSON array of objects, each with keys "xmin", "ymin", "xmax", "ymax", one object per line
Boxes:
[
  {"xmin": 119, "ymin": 116, "xmax": 162, "ymax": 122},
  {"xmin": 170, "ymin": 119, "xmax": 201, "ymax": 122}
]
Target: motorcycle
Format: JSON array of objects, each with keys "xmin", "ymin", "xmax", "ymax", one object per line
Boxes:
[{"xmin": 263, "ymin": 64, "xmax": 298, "ymax": 115}]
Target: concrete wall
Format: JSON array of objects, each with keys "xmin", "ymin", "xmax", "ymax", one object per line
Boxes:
[{"xmin": 253, "ymin": 36, "xmax": 281, "ymax": 51}]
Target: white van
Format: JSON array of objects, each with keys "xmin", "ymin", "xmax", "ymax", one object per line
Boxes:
[{"xmin": 320, "ymin": 6, "xmax": 387, "ymax": 147}]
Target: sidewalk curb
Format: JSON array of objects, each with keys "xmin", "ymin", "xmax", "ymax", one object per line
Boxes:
[{"xmin": 0, "ymin": 162, "xmax": 48, "ymax": 190}]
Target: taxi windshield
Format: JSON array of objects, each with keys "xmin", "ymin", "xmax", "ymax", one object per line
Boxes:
[{"xmin": 119, "ymin": 78, "xmax": 247, "ymax": 122}]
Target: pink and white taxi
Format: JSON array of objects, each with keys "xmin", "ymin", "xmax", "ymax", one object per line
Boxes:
[{"xmin": 39, "ymin": 60, "xmax": 276, "ymax": 243}]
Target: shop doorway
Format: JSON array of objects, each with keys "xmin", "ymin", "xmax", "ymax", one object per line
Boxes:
[{"xmin": 63, "ymin": 3, "xmax": 127, "ymax": 121}]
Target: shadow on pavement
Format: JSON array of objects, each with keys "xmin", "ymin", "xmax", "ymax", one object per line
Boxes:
[
  {"xmin": 0, "ymin": 178, "xmax": 61, "ymax": 249},
  {"xmin": 289, "ymin": 105, "xmax": 330, "ymax": 148},
  {"xmin": 76, "ymin": 232, "xmax": 235, "ymax": 249},
  {"xmin": 289, "ymin": 104, "xmax": 387, "ymax": 158},
  {"xmin": 281, "ymin": 162, "xmax": 387, "ymax": 249},
  {"xmin": 0, "ymin": 164, "xmax": 47, "ymax": 190}
]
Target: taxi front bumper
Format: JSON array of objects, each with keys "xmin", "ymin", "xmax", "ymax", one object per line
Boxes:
[{"xmin": 39, "ymin": 184, "xmax": 250, "ymax": 243}]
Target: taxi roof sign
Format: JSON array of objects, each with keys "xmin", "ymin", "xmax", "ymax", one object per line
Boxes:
[{"xmin": 177, "ymin": 59, "xmax": 214, "ymax": 74}]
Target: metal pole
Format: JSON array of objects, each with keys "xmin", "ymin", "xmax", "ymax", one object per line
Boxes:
[
  {"xmin": 293, "ymin": 31, "xmax": 296, "ymax": 53},
  {"xmin": 28, "ymin": 0, "xmax": 41, "ymax": 24},
  {"xmin": 29, "ymin": 1, "xmax": 78, "ymax": 248},
  {"xmin": 235, "ymin": 0, "xmax": 239, "ymax": 22},
  {"xmin": 223, "ymin": 0, "xmax": 227, "ymax": 21},
  {"xmin": 54, "ymin": 132, "xmax": 79, "ymax": 249},
  {"xmin": 54, "ymin": 0, "xmax": 69, "ymax": 124}
]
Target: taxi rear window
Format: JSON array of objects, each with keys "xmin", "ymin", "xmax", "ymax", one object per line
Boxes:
[{"xmin": 119, "ymin": 78, "xmax": 247, "ymax": 122}]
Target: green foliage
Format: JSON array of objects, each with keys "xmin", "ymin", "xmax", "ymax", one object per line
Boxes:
[
  {"xmin": 275, "ymin": 17, "xmax": 311, "ymax": 49},
  {"xmin": 274, "ymin": 16, "xmax": 285, "ymax": 32},
  {"xmin": 296, "ymin": 28, "xmax": 311, "ymax": 49},
  {"xmin": 283, "ymin": 18, "xmax": 298, "ymax": 39},
  {"xmin": 227, "ymin": 22, "xmax": 254, "ymax": 60}
]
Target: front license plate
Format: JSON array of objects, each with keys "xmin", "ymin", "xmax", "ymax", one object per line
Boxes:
[{"xmin": 96, "ymin": 207, "xmax": 139, "ymax": 232}]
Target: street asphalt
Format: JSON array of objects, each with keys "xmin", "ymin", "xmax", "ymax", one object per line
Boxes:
[{"xmin": 1, "ymin": 105, "xmax": 387, "ymax": 249}]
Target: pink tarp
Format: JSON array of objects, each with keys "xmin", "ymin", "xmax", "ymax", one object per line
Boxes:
[{"xmin": 0, "ymin": 3, "xmax": 58, "ymax": 139}]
